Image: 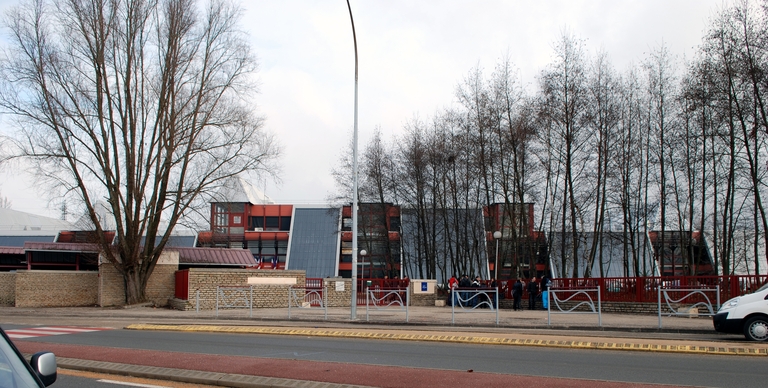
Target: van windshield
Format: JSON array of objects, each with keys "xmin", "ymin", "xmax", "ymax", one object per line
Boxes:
[{"xmin": 757, "ymin": 282, "xmax": 768, "ymax": 292}]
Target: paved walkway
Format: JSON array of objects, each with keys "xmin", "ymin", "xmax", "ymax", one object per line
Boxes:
[{"xmin": 4, "ymin": 305, "xmax": 767, "ymax": 388}]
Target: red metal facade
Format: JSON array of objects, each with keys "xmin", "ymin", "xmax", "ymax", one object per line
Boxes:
[{"xmin": 198, "ymin": 203, "xmax": 293, "ymax": 269}]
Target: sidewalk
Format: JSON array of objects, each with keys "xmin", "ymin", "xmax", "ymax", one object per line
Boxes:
[{"xmin": 5, "ymin": 305, "xmax": 768, "ymax": 388}]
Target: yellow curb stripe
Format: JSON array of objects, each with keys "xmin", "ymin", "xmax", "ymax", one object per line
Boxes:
[{"xmin": 124, "ymin": 323, "xmax": 767, "ymax": 357}]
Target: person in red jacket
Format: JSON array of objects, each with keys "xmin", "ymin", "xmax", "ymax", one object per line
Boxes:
[{"xmin": 448, "ymin": 275, "xmax": 458, "ymax": 306}]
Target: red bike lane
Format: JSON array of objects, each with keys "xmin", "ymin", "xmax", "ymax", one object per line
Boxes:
[{"xmin": 16, "ymin": 340, "xmax": 690, "ymax": 388}]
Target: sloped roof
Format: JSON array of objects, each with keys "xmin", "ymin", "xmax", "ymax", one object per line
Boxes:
[
  {"xmin": 286, "ymin": 207, "xmax": 339, "ymax": 278},
  {"xmin": 214, "ymin": 176, "xmax": 274, "ymax": 204},
  {"xmin": 171, "ymin": 247, "xmax": 256, "ymax": 266},
  {"xmin": 23, "ymin": 241, "xmax": 101, "ymax": 253},
  {"xmin": 0, "ymin": 246, "xmax": 24, "ymax": 255},
  {"xmin": 0, "ymin": 208, "xmax": 73, "ymax": 232}
]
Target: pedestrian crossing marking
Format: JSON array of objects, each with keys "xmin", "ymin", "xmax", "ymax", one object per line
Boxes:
[{"xmin": 5, "ymin": 326, "xmax": 112, "ymax": 339}]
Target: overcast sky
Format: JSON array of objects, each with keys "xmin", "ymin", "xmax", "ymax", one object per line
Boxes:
[{"xmin": 0, "ymin": 0, "xmax": 727, "ymax": 217}]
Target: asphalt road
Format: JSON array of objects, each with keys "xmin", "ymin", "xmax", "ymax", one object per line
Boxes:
[{"xmin": 6, "ymin": 324, "xmax": 766, "ymax": 387}]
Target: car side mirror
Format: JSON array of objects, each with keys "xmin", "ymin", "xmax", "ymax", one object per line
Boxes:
[{"xmin": 30, "ymin": 351, "xmax": 57, "ymax": 387}]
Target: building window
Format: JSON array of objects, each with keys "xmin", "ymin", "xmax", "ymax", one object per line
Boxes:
[
  {"xmin": 250, "ymin": 217, "xmax": 264, "ymax": 230},
  {"xmin": 280, "ymin": 216, "xmax": 291, "ymax": 231},
  {"xmin": 265, "ymin": 217, "xmax": 279, "ymax": 231}
]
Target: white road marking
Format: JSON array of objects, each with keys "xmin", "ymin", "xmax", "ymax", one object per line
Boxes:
[{"xmin": 96, "ymin": 379, "xmax": 170, "ymax": 388}]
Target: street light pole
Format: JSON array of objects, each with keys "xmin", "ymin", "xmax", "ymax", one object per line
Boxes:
[
  {"xmin": 493, "ymin": 231, "xmax": 502, "ymax": 280},
  {"xmin": 346, "ymin": 0, "xmax": 359, "ymax": 319}
]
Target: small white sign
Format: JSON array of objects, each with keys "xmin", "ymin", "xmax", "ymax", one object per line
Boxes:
[
  {"xmin": 248, "ymin": 277, "xmax": 296, "ymax": 285},
  {"xmin": 335, "ymin": 281, "xmax": 345, "ymax": 291}
]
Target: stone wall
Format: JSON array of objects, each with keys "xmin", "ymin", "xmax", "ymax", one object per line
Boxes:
[
  {"xmin": 172, "ymin": 269, "xmax": 307, "ymax": 311},
  {"xmin": 0, "ymin": 273, "xmax": 15, "ymax": 306},
  {"xmin": 323, "ymin": 278, "xmax": 352, "ymax": 307},
  {"xmin": 98, "ymin": 251, "xmax": 179, "ymax": 307},
  {"xmin": 14, "ymin": 270, "xmax": 98, "ymax": 307}
]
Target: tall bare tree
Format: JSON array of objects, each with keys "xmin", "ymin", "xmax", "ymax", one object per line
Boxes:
[
  {"xmin": 539, "ymin": 32, "xmax": 591, "ymax": 277},
  {"xmin": 0, "ymin": 0, "xmax": 279, "ymax": 304}
]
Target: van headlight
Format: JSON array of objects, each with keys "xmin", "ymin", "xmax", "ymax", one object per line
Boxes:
[{"xmin": 718, "ymin": 297, "xmax": 740, "ymax": 312}]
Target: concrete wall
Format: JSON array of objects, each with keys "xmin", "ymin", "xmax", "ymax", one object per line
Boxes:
[
  {"xmin": 0, "ymin": 272, "xmax": 15, "ymax": 306},
  {"xmin": 173, "ymin": 269, "xmax": 307, "ymax": 310},
  {"xmin": 14, "ymin": 270, "xmax": 98, "ymax": 307}
]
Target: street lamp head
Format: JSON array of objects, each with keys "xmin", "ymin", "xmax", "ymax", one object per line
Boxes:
[
  {"xmin": 360, "ymin": 249, "xmax": 367, "ymax": 256},
  {"xmin": 493, "ymin": 231, "xmax": 502, "ymax": 239}
]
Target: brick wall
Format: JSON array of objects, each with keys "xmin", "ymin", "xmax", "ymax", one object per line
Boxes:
[
  {"xmin": 323, "ymin": 278, "xmax": 352, "ymax": 307},
  {"xmin": 172, "ymin": 269, "xmax": 307, "ymax": 311},
  {"xmin": 410, "ymin": 292, "xmax": 436, "ymax": 306},
  {"xmin": 15, "ymin": 270, "xmax": 98, "ymax": 307},
  {"xmin": 0, "ymin": 273, "xmax": 15, "ymax": 306},
  {"xmin": 99, "ymin": 251, "xmax": 179, "ymax": 307},
  {"xmin": 99, "ymin": 264, "xmax": 124, "ymax": 306}
]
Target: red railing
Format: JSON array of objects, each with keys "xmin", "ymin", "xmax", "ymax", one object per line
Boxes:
[
  {"xmin": 174, "ymin": 269, "xmax": 189, "ymax": 300},
  {"xmin": 494, "ymin": 275, "xmax": 768, "ymax": 303},
  {"xmin": 357, "ymin": 278, "xmax": 410, "ymax": 305},
  {"xmin": 305, "ymin": 278, "xmax": 323, "ymax": 289}
]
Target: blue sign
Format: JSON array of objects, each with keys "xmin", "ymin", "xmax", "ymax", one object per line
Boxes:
[{"xmin": 421, "ymin": 282, "xmax": 427, "ymax": 291}]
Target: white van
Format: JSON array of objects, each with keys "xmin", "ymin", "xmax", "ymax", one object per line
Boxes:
[{"xmin": 713, "ymin": 282, "xmax": 768, "ymax": 341}]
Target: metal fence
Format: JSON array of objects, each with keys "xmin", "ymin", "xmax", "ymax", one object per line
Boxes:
[
  {"xmin": 545, "ymin": 275, "xmax": 766, "ymax": 303},
  {"xmin": 288, "ymin": 285, "xmax": 327, "ymax": 320},
  {"xmin": 547, "ymin": 287, "xmax": 602, "ymax": 327},
  {"xmin": 365, "ymin": 287, "xmax": 409, "ymax": 322},
  {"xmin": 450, "ymin": 288, "xmax": 499, "ymax": 325},
  {"xmin": 215, "ymin": 286, "xmax": 253, "ymax": 318},
  {"xmin": 657, "ymin": 286, "xmax": 719, "ymax": 328}
]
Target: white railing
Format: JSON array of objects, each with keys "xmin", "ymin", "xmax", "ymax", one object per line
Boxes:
[
  {"xmin": 547, "ymin": 287, "xmax": 602, "ymax": 327},
  {"xmin": 657, "ymin": 286, "xmax": 719, "ymax": 328},
  {"xmin": 366, "ymin": 288, "xmax": 409, "ymax": 322},
  {"xmin": 450, "ymin": 288, "xmax": 499, "ymax": 325},
  {"xmin": 215, "ymin": 285, "xmax": 253, "ymax": 318},
  {"xmin": 288, "ymin": 285, "xmax": 327, "ymax": 320}
]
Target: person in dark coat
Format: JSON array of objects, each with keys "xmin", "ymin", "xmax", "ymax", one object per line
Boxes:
[
  {"xmin": 489, "ymin": 278, "xmax": 498, "ymax": 309},
  {"xmin": 512, "ymin": 278, "xmax": 523, "ymax": 311},
  {"xmin": 458, "ymin": 274, "xmax": 471, "ymax": 307},
  {"xmin": 527, "ymin": 276, "xmax": 539, "ymax": 310}
]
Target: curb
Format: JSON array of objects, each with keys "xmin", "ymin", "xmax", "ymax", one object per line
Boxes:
[
  {"xmin": 54, "ymin": 357, "xmax": 375, "ymax": 388},
  {"xmin": 125, "ymin": 323, "xmax": 768, "ymax": 357}
]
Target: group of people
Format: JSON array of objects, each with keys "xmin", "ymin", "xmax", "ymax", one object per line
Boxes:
[
  {"xmin": 447, "ymin": 274, "xmax": 552, "ymax": 311},
  {"xmin": 511, "ymin": 276, "xmax": 550, "ymax": 311},
  {"xmin": 447, "ymin": 274, "xmax": 498, "ymax": 308}
]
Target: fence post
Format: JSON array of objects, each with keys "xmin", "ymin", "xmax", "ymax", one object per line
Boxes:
[
  {"xmin": 597, "ymin": 286, "xmax": 602, "ymax": 327},
  {"xmin": 657, "ymin": 285, "xmax": 662, "ymax": 329}
]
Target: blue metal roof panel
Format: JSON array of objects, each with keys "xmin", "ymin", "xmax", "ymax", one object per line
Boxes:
[
  {"xmin": 0, "ymin": 235, "xmax": 57, "ymax": 247},
  {"xmin": 287, "ymin": 208, "xmax": 339, "ymax": 278},
  {"xmin": 139, "ymin": 235, "xmax": 197, "ymax": 248}
]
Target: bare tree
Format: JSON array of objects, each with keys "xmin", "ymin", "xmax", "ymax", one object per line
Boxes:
[
  {"xmin": 583, "ymin": 50, "xmax": 621, "ymax": 278},
  {"xmin": 538, "ymin": 32, "xmax": 591, "ymax": 277},
  {"xmin": 0, "ymin": 0, "xmax": 279, "ymax": 304}
]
